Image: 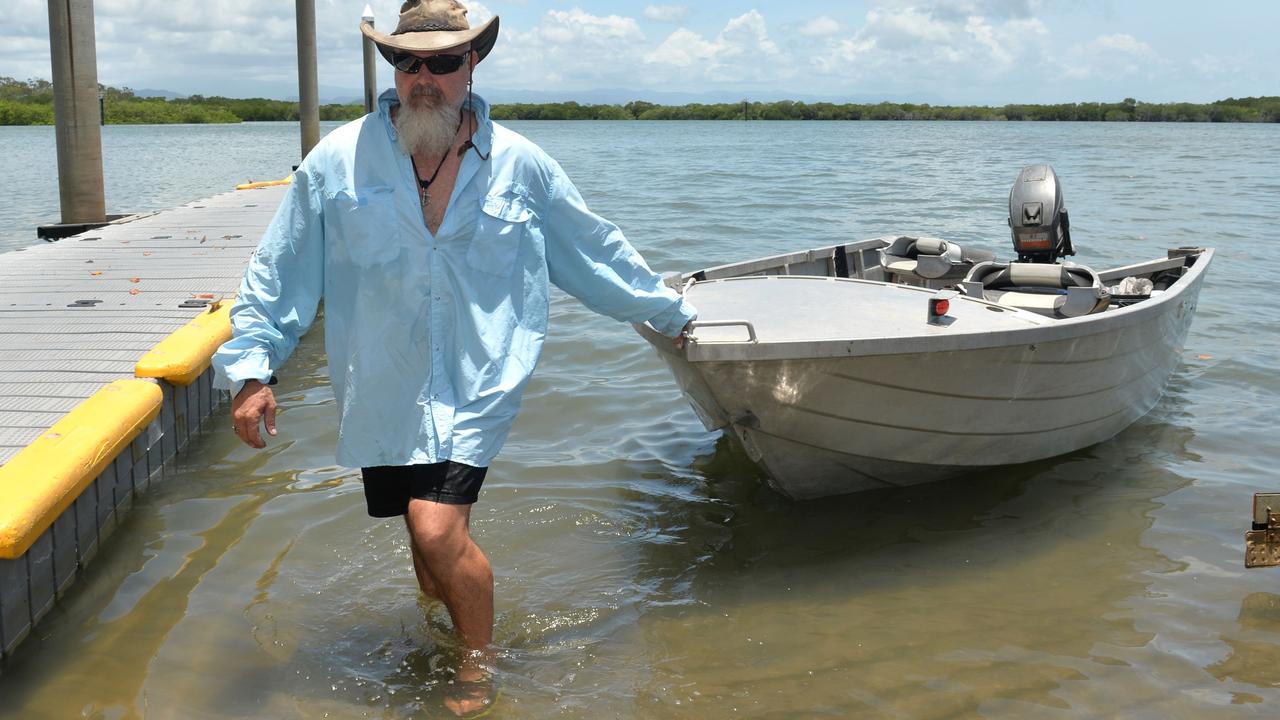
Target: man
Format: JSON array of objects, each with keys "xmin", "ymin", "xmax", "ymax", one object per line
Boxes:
[{"xmin": 212, "ymin": 0, "xmax": 695, "ymax": 716}]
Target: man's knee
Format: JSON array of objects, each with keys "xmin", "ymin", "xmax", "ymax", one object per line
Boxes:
[
  {"xmin": 406, "ymin": 500, "xmax": 471, "ymax": 557},
  {"xmin": 411, "ymin": 522, "xmax": 465, "ymax": 552}
]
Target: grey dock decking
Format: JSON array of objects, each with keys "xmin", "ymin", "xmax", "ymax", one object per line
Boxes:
[
  {"xmin": 0, "ymin": 188, "xmax": 283, "ymax": 461},
  {"xmin": 0, "ymin": 185, "xmax": 287, "ymax": 663}
]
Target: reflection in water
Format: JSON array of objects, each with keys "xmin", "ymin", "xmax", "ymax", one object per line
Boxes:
[
  {"xmin": 615, "ymin": 432, "xmax": 1189, "ymax": 718},
  {"xmin": 0, "ymin": 482, "xmax": 284, "ymax": 718},
  {"xmin": 1208, "ymin": 593, "xmax": 1280, "ymax": 694}
]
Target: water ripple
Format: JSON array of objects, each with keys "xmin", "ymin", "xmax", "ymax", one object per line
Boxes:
[{"xmin": 3, "ymin": 120, "xmax": 1280, "ymax": 718}]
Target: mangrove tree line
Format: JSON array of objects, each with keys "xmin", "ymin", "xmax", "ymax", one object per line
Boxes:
[{"xmin": 3, "ymin": 77, "xmax": 1278, "ymax": 125}]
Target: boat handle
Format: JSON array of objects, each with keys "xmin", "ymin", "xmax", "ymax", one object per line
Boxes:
[{"xmin": 687, "ymin": 319, "xmax": 758, "ymax": 344}]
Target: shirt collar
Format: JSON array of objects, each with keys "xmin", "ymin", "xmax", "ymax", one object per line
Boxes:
[{"xmin": 378, "ymin": 87, "xmax": 494, "ymax": 157}]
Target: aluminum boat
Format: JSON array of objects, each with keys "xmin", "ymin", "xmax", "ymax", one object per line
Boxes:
[{"xmin": 636, "ymin": 165, "xmax": 1213, "ymax": 499}]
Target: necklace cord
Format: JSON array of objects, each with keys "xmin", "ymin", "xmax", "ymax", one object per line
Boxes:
[
  {"xmin": 410, "ymin": 53, "xmax": 489, "ymax": 205},
  {"xmin": 409, "ymin": 108, "xmax": 466, "ymax": 204}
]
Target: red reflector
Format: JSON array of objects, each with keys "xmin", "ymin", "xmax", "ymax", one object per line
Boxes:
[{"xmin": 934, "ymin": 299, "xmax": 949, "ymax": 316}]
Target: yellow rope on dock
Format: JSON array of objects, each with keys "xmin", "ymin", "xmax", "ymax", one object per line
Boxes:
[
  {"xmin": 0, "ymin": 380, "xmax": 162, "ymax": 559},
  {"xmin": 235, "ymin": 175, "xmax": 293, "ymax": 190},
  {"xmin": 134, "ymin": 301, "xmax": 233, "ymax": 386}
]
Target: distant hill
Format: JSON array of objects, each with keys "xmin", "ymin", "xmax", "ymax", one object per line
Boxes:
[{"xmin": 133, "ymin": 88, "xmax": 186, "ymax": 100}]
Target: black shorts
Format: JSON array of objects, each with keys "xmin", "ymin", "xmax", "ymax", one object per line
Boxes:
[{"xmin": 360, "ymin": 461, "xmax": 488, "ymax": 517}]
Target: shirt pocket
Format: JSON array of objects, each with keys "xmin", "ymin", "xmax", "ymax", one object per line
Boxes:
[
  {"xmin": 331, "ymin": 186, "xmax": 401, "ymax": 266},
  {"xmin": 467, "ymin": 190, "xmax": 531, "ymax": 278}
]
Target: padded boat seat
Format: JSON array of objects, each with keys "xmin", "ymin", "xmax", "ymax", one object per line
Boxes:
[
  {"xmin": 880, "ymin": 236, "xmax": 997, "ymax": 281},
  {"xmin": 962, "ymin": 261, "xmax": 1110, "ymax": 318}
]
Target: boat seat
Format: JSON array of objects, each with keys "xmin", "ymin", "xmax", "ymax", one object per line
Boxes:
[
  {"xmin": 962, "ymin": 261, "xmax": 1110, "ymax": 318},
  {"xmin": 880, "ymin": 236, "xmax": 997, "ymax": 281}
]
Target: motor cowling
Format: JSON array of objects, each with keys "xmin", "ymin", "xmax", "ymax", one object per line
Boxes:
[{"xmin": 1008, "ymin": 164, "xmax": 1074, "ymax": 263}]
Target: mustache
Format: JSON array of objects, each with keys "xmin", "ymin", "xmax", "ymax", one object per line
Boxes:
[{"xmin": 408, "ymin": 85, "xmax": 444, "ymax": 104}]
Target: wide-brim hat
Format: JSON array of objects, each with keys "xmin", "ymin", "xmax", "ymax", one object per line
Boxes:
[{"xmin": 361, "ymin": 0, "xmax": 499, "ymax": 64}]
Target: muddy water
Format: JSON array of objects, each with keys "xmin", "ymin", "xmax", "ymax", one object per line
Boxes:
[{"xmin": 1, "ymin": 120, "xmax": 1278, "ymax": 718}]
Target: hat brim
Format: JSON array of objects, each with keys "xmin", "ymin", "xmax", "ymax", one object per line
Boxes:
[{"xmin": 361, "ymin": 16, "xmax": 499, "ymax": 64}]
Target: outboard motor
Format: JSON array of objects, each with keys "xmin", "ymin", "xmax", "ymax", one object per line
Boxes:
[{"xmin": 1008, "ymin": 164, "xmax": 1074, "ymax": 263}]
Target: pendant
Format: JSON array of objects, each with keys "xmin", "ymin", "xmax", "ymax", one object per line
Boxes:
[{"xmin": 419, "ymin": 184, "xmax": 430, "ymax": 208}]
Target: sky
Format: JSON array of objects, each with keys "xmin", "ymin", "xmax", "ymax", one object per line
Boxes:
[{"xmin": 1, "ymin": 1, "xmax": 1276, "ymax": 105}]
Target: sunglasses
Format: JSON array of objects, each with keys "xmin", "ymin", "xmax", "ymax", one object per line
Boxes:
[{"xmin": 391, "ymin": 51, "xmax": 469, "ymax": 75}]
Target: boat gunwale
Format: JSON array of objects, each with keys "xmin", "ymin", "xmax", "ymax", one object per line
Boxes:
[{"xmin": 657, "ymin": 246, "xmax": 1213, "ymax": 363}]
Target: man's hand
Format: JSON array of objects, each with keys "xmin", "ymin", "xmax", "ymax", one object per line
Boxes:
[
  {"xmin": 231, "ymin": 380, "xmax": 277, "ymax": 449},
  {"xmin": 673, "ymin": 320, "xmax": 694, "ymax": 350}
]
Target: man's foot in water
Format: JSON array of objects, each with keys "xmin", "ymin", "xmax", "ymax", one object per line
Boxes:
[{"xmin": 444, "ymin": 651, "xmax": 498, "ymax": 718}]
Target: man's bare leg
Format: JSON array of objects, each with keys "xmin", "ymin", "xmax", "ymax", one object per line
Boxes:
[
  {"xmin": 406, "ymin": 522, "xmax": 441, "ymax": 601},
  {"xmin": 404, "ymin": 499, "xmax": 495, "ymax": 716}
]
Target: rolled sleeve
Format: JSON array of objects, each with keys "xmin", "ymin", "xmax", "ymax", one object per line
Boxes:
[{"xmin": 644, "ymin": 300, "xmax": 698, "ymax": 338}]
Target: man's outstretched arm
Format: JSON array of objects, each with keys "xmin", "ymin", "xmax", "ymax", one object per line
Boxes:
[{"xmin": 541, "ymin": 158, "xmax": 697, "ymax": 337}]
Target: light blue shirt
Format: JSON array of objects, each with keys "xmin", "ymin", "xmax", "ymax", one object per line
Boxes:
[{"xmin": 212, "ymin": 90, "xmax": 696, "ymax": 468}]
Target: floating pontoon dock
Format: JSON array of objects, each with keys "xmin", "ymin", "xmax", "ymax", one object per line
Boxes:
[{"xmin": 0, "ymin": 185, "xmax": 287, "ymax": 663}]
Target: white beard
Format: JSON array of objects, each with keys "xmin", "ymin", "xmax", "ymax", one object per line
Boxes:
[{"xmin": 394, "ymin": 86, "xmax": 462, "ymax": 158}]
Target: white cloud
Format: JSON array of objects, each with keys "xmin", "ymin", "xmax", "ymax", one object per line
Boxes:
[
  {"xmin": 1060, "ymin": 32, "xmax": 1160, "ymax": 80},
  {"xmin": 1093, "ymin": 33, "xmax": 1155, "ymax": 57},
  {"xmin": 0, "ymin": 1, "xmax": 50, "ymax": 83},
  {"xmin": 799, "ymin": 16, "xmax": 841, "ymax": 38},
  {"xmin": 644, "ymin": 10, "xmax": 785, "ymax": 84},
  {"xmin": 1189, "ymin": 52, "xmax": 1248, "ymax": 80},
  {"xmin": 719, "ymin": 10, "xmax": 780, "ymax": 57},
  {"xmin": 643, "ymin": 5, "xmax": 689, "ymax": 23},
  {"xmin": 42, "ymin": 0, "xmax": 307, "ymax": 90},
  {"xmin": 865, "ymin": 7, "xmax": 953, "ymax": 48},
  {"xmin": 460, "ymin": 1, "xmax": 494, "ymax": 25},
  {"xmin": 645, "ymin": 28, "xmax": 717, "ymax": 68},
  {"xmin": 0, "ymin": 0, "xmax": 1264, "ymax": 106},
  {"xmin": 812, "ymin": 4, "xmax": 1049, "ymax": 85},
  {"xmin": 486, "ymin": 8, "xmax": 647, "ymax": 88}
]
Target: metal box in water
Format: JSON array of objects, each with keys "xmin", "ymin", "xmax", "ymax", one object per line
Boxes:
[{"xmin": 1245, "ymin": 492, "xmax": 1280, "ymax": 568}]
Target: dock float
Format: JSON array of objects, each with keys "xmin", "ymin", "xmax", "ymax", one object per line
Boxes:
[{"xmin": 0, "ymin": 185, "xmax": 288, "ymax": 664}]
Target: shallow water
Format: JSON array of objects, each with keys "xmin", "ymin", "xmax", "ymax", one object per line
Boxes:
[{"xmin": 1, "ymin": 119, "xmax": 1279, "ymax": 718}]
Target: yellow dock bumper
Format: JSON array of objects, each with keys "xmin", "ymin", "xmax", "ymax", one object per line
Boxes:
[
  {"xmin": 134, "ymin": 302, "xmax": 233, "ymax": 386},
  {"xmin": 235, "ymin": 175, "xmax": 292, "ymax": 190},
  {"xmin": 0, "ymin": 380, "xmax": 162, "ymax": 560}
]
